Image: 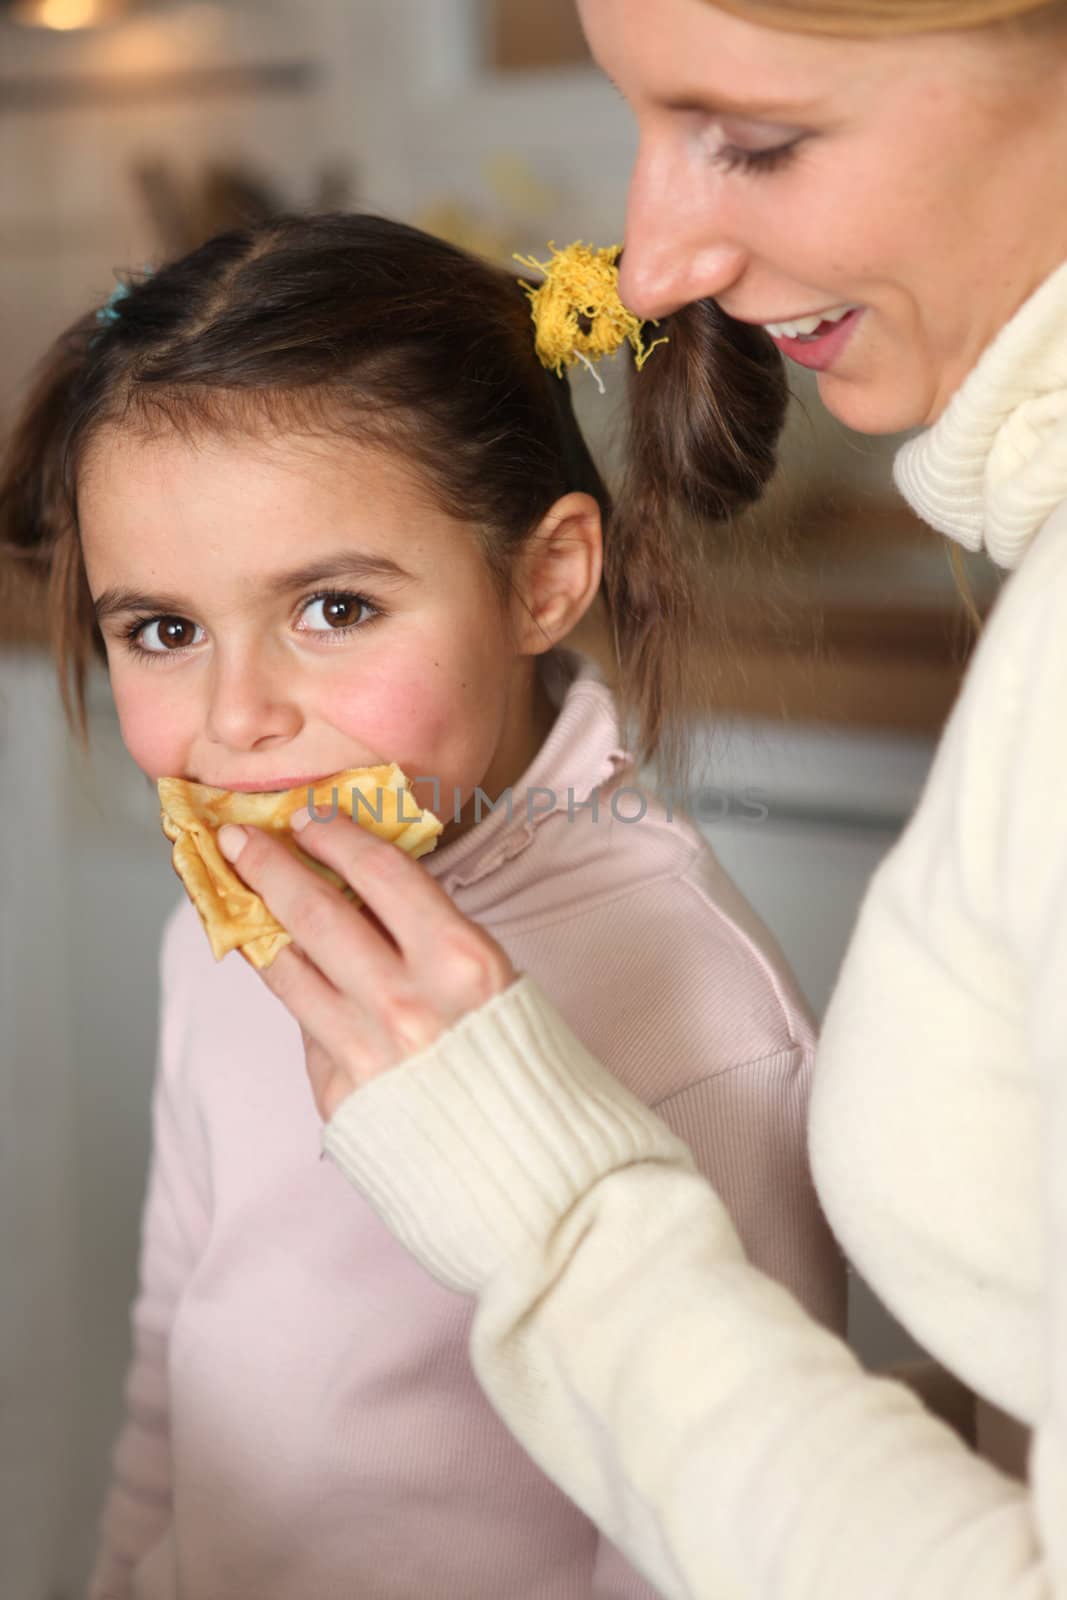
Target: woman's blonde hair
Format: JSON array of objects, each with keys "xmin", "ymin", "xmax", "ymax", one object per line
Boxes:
[{"xmin": 710, "ymin": 0, "xmax": 1063, "ymax": 34}]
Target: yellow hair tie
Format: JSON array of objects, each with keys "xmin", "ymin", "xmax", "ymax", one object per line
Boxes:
[{"xmin": 514, "ymin": 241, "xmax": 667, "ymax": 392}]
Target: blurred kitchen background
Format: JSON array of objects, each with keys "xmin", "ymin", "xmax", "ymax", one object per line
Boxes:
[{"xmin": 0, "ymin": 3, "xmax": 1003, "ymax": 1596}]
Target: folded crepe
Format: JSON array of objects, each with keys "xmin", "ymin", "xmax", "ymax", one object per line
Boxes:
[{"xmin": 157, "ymin": 765, "xmax": 443, "ymax": 969}]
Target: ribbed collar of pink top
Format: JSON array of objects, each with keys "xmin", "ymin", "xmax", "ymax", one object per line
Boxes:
[
  {"xmin": 421, "ymin": 649, "xmax": 632, "ymax": 896},
  {"xmin": 894, "ymin": 254, "xmax": 1067, "ymax": 571}
]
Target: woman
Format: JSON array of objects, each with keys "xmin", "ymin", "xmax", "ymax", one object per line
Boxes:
[{"xmin": 218, "ymin": 1, "xmax": 1067, "ymax": 1594}]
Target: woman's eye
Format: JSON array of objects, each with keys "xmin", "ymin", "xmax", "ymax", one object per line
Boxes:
[
  {"xmin": 703, "ymin": 121, "xmax": 808, "ymax": 177},
  {"xmin": 298, "ymin": 592, "xmax": 378, "ymax": 634},
  {"xmin": 136, "ymin": 616, "xmax": 204, "ymax": 653},
  {"xmin": 713, "ymin": 141, "xmax": 800, "ymax": 176}
]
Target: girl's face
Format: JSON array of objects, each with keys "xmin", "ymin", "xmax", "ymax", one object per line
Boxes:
[
  {"xmin": 79, "ymin": 429, "xmax": 547, "ymax": 826},
  {"xmin": 579, "ymin": 0, "xmax": 1067, "ymax": 434}
]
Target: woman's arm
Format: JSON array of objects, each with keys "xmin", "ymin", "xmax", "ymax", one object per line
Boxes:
[
  {"xmin": 586, "ymin": 1039, "xmax": 848, "ymax": 1598},
  {"xmin": 323, "ymin": 976, "xmax": 1053, "ymax": 1600},
  {"xmin": 88, "ymin": 909, "xmax": 210, "ymax": 1600},
  {"xmin": 211, "ymin": 684, "xmax": 1062, "ymax": 1597}
]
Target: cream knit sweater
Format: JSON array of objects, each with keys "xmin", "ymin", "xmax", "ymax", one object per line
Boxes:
[{"xmin": 324, "ymin": 259, "xmax": 1067, "ymax": 1599}]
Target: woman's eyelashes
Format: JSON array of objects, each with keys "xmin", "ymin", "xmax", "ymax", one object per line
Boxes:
[
  {"xmin": 711, "ymin": 139, "xmax": 804, "ymax": 176},
  {"xmin": 701, "ymin": 122, "xmax": 810, "ymax": 178},
  {"xmin": 119, "ymin": 590, "xmax": 382, "ymax": 663}
]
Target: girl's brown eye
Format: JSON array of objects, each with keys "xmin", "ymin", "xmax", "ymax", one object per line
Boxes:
[
  {"xmin": 322, "ymin": 597, "xmax": 357, "ymax": 627},
  {"xmin": 299, "ymin": 592, "xmax": 378, "ymax": 634},
  {"xmin": 158, "ymin": 618, "xmax": 195, "ymax": 647},
  {"xmin": 137, "ymin": 616, "xmax": 201, "ymax": 652},
  {"xmin": 120, "ymin": 612, "xmax": 205, "ymax": 660}
]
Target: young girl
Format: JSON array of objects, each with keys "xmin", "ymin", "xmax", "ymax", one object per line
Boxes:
[{"xmin": 2, "ymin": 212, "xmax": 844, "ymax": 1600}]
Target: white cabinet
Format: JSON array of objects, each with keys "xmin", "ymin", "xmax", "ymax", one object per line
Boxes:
[
  {"xmin": 0, "ymin": 653, "xmax": 180, "ymax": 1598},
  {"xmin": 1, "ymin": 652, "xmax": 78, "ymax": 1600}
]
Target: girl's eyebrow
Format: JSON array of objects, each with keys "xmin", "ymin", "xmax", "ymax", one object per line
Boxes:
[{"xmin": 92, "ymin": 551, "xmax": 412, "ymax": 624}]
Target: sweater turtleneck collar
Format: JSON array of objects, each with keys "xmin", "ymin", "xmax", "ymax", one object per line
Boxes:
[{"xmin": 893, "ymin": 256, "xmax": 1067, "ymax": 571}]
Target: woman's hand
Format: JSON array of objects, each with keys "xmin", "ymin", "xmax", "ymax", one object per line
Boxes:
[{"xmin": 216, "ymin": 811, "xmax": 516, "ymax": 1122}]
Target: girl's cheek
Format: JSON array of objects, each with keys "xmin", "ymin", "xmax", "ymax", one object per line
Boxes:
[
  {"xmin": 111, "ymin": 683, "xmax": 189, "ymax": 781},
  {"xmin": 325, "ymin": 660, "xmax": 495, "ymax": 780},
  {"xmin": 326, "ymin": 674, "xmax": 455, "ymax": 762}
]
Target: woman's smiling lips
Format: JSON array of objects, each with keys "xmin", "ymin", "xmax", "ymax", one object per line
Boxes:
[
  {"xmin": 747, "ymin": 303, "xmax": 865, "ymax": 373},
  {"xmin": 760, "ymin": 303, "xmax": 858, "ymax": 341}
]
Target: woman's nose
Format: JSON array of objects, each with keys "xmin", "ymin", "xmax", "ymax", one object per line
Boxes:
[
  {"xmin": 619, "ymin": 141, "xmax": 747, "ymax": 321},
  {"xmin": 203, "ymin": 647, "xmax": 302, "ymax": 753}
]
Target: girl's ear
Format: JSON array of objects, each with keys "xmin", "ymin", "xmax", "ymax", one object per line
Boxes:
[{"xmin": 509, "ymin": 492, "xmax": 604, "ymax": 656}]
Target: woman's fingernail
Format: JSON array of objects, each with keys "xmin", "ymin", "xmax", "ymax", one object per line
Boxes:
[
  {"xmin": 217, "ymin": 823, "xmax": 247, "ymax": 862},
  {"xmin": 290, "ymin": 806, "xmax": 311, "ymax": 833}
]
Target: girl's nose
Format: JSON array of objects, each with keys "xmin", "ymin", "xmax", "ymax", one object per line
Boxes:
[
  {"xmin": 203, "ymin": 647, "xmax": 302, "ymax": 753},
  {"xmin": 619, "ymin": 140, "xmax": 748, "ymax": 321}
]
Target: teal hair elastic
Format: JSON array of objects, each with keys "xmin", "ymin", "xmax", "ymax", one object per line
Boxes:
[
  {"xmin": 95, "ymin": 279, "xmax": 132, "ymax": 329},
  {"xmin": 92, "ymin": 266, "xmax": 153, "ymax": 345}
]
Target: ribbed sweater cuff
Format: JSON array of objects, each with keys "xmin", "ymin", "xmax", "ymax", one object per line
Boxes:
[{"xmin": 323, "ymin": 975, "xmax": 695, "ymax": 1293}]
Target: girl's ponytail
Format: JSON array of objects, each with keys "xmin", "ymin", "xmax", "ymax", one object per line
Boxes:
[
  {"xmin": 0, "ymin": 311, "xmax": 102, "ymax": 740},
  {"xmin": 606, "ymin": 297, "xmax": 789, "ymax": 789}
]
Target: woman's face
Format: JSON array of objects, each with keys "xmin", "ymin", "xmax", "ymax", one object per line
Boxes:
[
  {"xmin": 580, "ymin": 0, "xmax": 1067, "ymax": 433},
  {"xmin": 78, "ymin": 429, "xmax": 540, "ymax": 827}
]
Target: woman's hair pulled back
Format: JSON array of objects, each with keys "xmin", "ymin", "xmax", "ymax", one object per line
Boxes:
[
  {"xmin": 1, "ymin": 211, "xmax": 787, "ymax": 787},
  {"xmin": 707, "ymin": 0, "xmax": 1065, "ymax": 35}
]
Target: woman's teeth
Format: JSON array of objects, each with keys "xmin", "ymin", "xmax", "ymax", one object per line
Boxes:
[{"xmin": 764, "ymin": 305, "xmax": 856, "ymax": 342}]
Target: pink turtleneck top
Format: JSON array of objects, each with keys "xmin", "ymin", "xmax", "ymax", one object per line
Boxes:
[{"xmin": 89, "ymin": 653, "xmax": 844, "ymax": 1600}]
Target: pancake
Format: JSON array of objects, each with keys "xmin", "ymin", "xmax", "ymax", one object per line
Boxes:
[{"xmin": 157, "ymin": 765, "xmax": 442, "ymax": 968}]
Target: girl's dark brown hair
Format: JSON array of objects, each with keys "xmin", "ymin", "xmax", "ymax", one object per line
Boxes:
[{"xmin": 0, "ymin": 211, "xmax": 787, "ymax": 785}]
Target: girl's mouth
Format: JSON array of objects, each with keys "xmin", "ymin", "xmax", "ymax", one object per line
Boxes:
[
  {"xmin": 761, "ymin": 306, "xmax": 864, "ymax": 373},
  {"xmin": 198, "ymin": 774, "xmax": 331, "ymax": 794}
]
